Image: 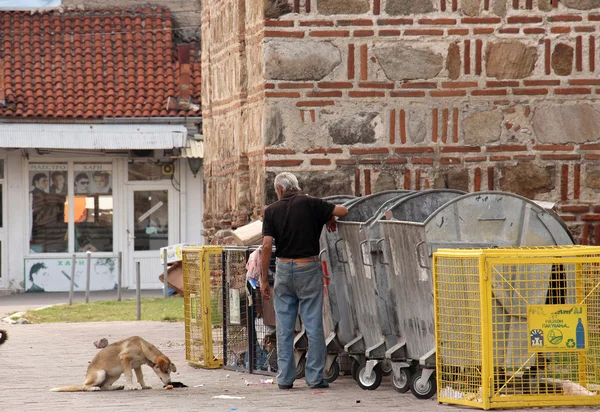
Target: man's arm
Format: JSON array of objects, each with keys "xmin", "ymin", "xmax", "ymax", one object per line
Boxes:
[
  {"xmin": 333, "ymin": 205, "xmax": 349, "ymax": 218},
  {"xmin": 326, "ymin": 205, "xmax": 349, "ymax": 232},
  {"xmin": 260, "ymin": 236, "xmax": 273, "ymax": 300}
]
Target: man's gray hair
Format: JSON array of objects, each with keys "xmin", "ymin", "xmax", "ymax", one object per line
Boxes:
[{"xmin": 274, "ymin": 172, "xmax": 301, "ymax": 192}]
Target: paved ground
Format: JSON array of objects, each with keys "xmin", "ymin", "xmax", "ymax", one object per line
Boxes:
[{"xmin": 0, "ymin": 294, "xmax": 597, "ymax": 412}]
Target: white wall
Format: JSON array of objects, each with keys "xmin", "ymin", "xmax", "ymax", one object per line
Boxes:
[
  {"xmin": 183, "ymin": 159, "xmax": 204, "ymax": 245},
  {"xmin": 6, "ymin": 151, "xmax": 25, "ymax": 290}
]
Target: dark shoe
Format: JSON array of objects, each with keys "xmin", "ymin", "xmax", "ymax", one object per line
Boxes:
[
  {"xmin": 309, "ymin": 380, "xmax": 329, "ymax": 389},
  {"xmin": 278, "ymin": 384, "xmax": 293, "ymax": 390}
]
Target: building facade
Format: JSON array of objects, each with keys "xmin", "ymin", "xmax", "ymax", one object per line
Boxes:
[
  {"xmin": 202, "ymin": 0, "xmax": 600, "ymax": 245},
  {"xmin": 0, "ymin": 6, "xmax": 203, "ymax": 293}
]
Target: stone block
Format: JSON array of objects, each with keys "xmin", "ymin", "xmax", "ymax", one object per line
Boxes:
[
  {"xmin": 318, "ymin": 0, "xmax": 370, "ymax": 14},
  {"xmin": 532, "ymin": 104, "xmax": 600, "ymax": 144},
  {"xmin": 264, "ymin": 0, "xmax": 292, "ymax": 18},
  {"xmin": 386, "ymin": 0, "xmax": 435, "ymax": 15},
  {"xmin": 265, "ymin": 41, "xmax": 342, "ymax": 81},
  {"xmin": 486, "ymin": 41, "xmax": 538, "ymax": 80},
  {"xmin": 329, "ymin": 112, "xmax": 381, "ymax": 145},
  {"xmin": 447, "ymin": 43, "xmax": 461, "ymax": 81},
  {"xmin": 585, "ymin": 166, "xmax": 600, "ymax": 189},
  {"xmin": 492, "ymin": 0, "xmax": 507, "ymax": 16},
  {"xmin": 265, "ymin": 107, "xmax": 286, "ymax": 146},
  {"xmin": 433, "ymin": 169, "xmax": 469, "ymax": 192},
  {"xmin": 374, "ymin": 44, "xmax": 443, "ymax": 81},
  {"xmin": 461, "ymin": 0, "xmax": 481, "ymax": 16},
  {"xmin": 374, "ymin": 172, "xmax": 397, "ymax": 192},
  {"xmin": 562, "ymin": 0, "xmax": 600, "ymax": 10},
  {"xmin": 500, "ymin": 163, "xmax": 555, "ymax": 198},
  {"xmin": 462, "ymin": 110, "xmax": 503, "ymax": 145},
  {"xmin": 551, "ymin": 43, "xmax": 574, "ymax": 76},
  {"xmin": 407, "ymin": 107, "xmax": 430, "ymax": 143},
  {"xmin": 538, "ymin": 0, "xmax": 553, "ymax": 11}
]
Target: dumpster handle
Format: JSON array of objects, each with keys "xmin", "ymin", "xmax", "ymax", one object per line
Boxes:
[
  {"xmin": 360, "ymin": 240, "xmax": 373, "ymax": 267},
  {"xmin": 416, "ymin": 241, "xmax": 429, "ymax": 269},
  {"xmin": 334, "ymin": 239, "xmax": 347, "ymax": 263},
  {"xmin": 319, "ymin": 249, "xmax": 330, "ymax": 279},
  {"xmin": 376, "ymin": 238, "xmax": 389, "ymax": 265}
]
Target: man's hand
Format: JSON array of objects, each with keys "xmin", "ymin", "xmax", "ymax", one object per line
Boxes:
[
  {"xmin": 261, "ymin": 280, "xmax": 271, "ymax": 300},
  {"xmin": 326, "ymin": 217, "xmax": 337, "ymax": 232},
  {"xmin": 261, "ymin": 236, "xmax": 274, "ymax": 300}
]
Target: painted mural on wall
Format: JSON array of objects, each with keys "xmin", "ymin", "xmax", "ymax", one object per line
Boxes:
[{"xmin": 24, "ymin": 257, "xmax": 119, "ymax": 292}]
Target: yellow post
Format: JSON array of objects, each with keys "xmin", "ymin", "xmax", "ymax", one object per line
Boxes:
[
  {"xmin": 576, "ymin": 261, "xmax": 587, "ymax": 388},
  {"xmin": 480, "ymin": 255, "xmax": 492, "ymax": 411},
  {"xmin": 200, "ymin": 248, "xmax": 213, "ymax": 368}
]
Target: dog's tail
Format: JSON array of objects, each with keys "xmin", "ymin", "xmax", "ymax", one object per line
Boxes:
[
  {"xmin": 49, "ymin": 386, "xmax": 84, "ymax": 392},
  {"xmin": 0, "ymin": 330, "xmax": 7, "ymax": 345}
]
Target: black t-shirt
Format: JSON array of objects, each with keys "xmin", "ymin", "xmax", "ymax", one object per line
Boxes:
[{"xmin": 262, "ymin": 192, "xmax": 335, "ymax": 258}]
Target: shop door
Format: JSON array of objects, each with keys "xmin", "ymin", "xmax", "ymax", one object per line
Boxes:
[{"xmin": 127, "ymin": 185, "xmax": 178, "ymax": 289}]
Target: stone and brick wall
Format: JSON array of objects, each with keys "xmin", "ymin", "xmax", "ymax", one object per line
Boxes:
[
  {"xmin": 203, "ymin": 0, "xmax": 600, "ymax": 244},
  {"xmin": 201, "ymin": 0, "xmax": 267, "ymax": 239}
]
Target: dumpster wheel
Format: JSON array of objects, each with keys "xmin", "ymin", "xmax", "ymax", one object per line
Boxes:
[
  {"xmin": 381, "ymin": 359, "xmax": 393, "ymax": 376},
  {"xmin": 392, "ymin": 367, "xmax": 411, "ymax": 393},
  {"xmin": 295, "ymin": 356, "xmax": 306, "ymax": 379},
  {"xmin": 324, "ymin": 360, "xmax": 340, "ymax": 383},
  {"xmin": 410, "ymin": 369, "xmax": 436, "ymax": 399},
  {"xmin": 356, "ymin": 363, "xmax": 382, "ymax": 390},
  {"xmin": 351, "ymin": 358, "xmax": 360, "ymax": 381}
]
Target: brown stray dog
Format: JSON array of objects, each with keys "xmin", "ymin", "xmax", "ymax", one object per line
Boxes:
[{"xmin": 50, "ymin": 336, "xmax": 176, "ymax": 392}]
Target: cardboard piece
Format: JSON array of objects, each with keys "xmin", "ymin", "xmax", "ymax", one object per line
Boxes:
[
  {"xmin": 232, "ymin": 220, "xmax": 263, "ymax": 246},
  {"xmin": 262, "ymin": 286, "xmax": 276, "ymax": 327},
  {"xmin": 158, "ymin": 261, "xmax": 184, "ymax": 296}
]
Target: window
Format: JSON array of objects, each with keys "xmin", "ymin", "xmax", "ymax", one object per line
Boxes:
[
  {"xmin": 29, "ymin": 162, "xmax": 114, "ymax": 254},
  {"xmin": 133, "ymin": 190, "xmax": 169, "ymax": 251},
  {"xmin": 74, "ymin": 163, "xmax": 113, "ymax": 252},
  {"xmin": 29, "ymin": 163, "xmax": 68, "ymax": 253},
  {"xmin": 128, "ymin": 160, "xmax": 175, "ymax": 181}
]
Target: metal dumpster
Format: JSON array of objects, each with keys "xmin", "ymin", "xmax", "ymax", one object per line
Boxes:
[
  {"xmin": 319, "ymin": 195, "xmax": 357, "ymax": 382},
  {"xmin": 335, "ymin": 190, "xmax": 412, "ymax": 389},
  {"xmin": 379, "ymin": 191, "xmax": 575, "ymax": 399},
  {"xmin": 364, "ymin": 189, "xmax": 466, "ymax": 393}
]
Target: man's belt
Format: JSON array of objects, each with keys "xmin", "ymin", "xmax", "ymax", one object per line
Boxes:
[{"xmin": 276, "ymin": 256, "xmax": 319, "ymax": 263}]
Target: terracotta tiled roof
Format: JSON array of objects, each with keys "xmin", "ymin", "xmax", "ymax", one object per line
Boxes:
[{"xmin": 0, "ymin": 7, "xmax": 201, "ymax": 119}]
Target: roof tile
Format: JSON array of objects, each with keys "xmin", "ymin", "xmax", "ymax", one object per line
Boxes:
[{"xmin": 0, "ymin": 7, "xmax": 200, "ymax": 119}]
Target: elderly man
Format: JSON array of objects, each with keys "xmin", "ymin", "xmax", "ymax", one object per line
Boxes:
[{"xmin": 261, "ymin": 172, "xmax": 348, "ymax": 390}]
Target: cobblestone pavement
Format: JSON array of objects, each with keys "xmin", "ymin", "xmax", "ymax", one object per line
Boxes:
[{"xmin": 0, "ymin": 321, "xmax": 596, "ymax": 412}]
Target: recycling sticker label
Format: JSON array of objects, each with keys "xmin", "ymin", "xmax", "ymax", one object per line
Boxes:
[{"xmin": 527, "ymin": 304, "xmax": 587, "ymax": 352}]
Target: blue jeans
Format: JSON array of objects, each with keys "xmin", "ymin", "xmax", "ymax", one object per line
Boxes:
[{"xmin": 274, "ymin": 260, "xmax": 326, "ymax": 386}]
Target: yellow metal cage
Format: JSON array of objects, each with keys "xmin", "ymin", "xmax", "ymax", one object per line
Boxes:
[
  {"xmin": 433, "ymin": 246, "xmax": 600, "ymax": 410},
  {"xmin": 182, "ymin": 246, "xmax": 224, "ymax": 369}
]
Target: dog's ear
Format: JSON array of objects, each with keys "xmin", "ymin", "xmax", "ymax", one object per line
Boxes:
[{"xmin": 171, "ymin": 363, "xmax": 177, "ymax": 373}]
